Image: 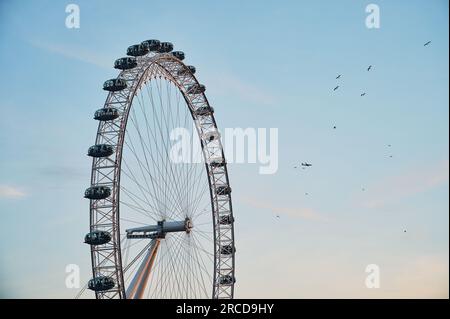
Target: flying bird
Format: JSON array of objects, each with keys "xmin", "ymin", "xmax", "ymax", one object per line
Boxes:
[
  {"xmin": 424, "ymin": 41, "xmax": 431, "ymax": 46},
  {"xmin": 301, "ymin": 163, "xmax": 312, "ymax": 167},
  {"xmin": 367, "ymin": 65, "xmax": 372, "ymax": 71},
  {"xmin": 361, "ymin": 92, "xmax": 366, "ymax": 97},
  {"xmin": 333, "ymin": 126, "xmax": 337, "ymax": 129},
  {"xmin": 336, "ymin": 74, "xmax": 342, "ymax": 79},
  {"xmin": 333, "ymin": 85, "xmax": 339, "ymax": 91}
]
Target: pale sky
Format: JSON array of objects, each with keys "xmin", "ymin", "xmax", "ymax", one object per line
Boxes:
[{"xmin": 0, "ymin": 0, "xmax": 448, "ymax": 298}]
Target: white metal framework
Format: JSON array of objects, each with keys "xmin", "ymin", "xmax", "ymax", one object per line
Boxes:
[{"xmin": 85, "ymin": 41, "xmax": 235, "ymax": 299}]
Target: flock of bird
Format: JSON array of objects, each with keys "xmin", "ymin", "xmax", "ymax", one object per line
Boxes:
[
  {"xmin": 281, "ymin": 40, "xmax": 433, "ymax": 231},
  {"xmin": 332, "ymin": 64, "xmax": 372, "ymax": 96},
  {"xmin": 331, "ymin": 41, "xmax": 431, "ymax": 96}
]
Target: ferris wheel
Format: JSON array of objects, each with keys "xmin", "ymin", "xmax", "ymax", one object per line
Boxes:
[{"xmin": 82, "ymin": 39, "xmax": 235, "ymax": 299}]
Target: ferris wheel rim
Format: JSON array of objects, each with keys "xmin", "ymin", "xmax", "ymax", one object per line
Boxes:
[{"xmin": 86, "ymin": 46, "xmax": 235, "ymax": 299}]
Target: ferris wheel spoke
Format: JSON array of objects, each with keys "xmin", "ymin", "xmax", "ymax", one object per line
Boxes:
[
  {"xmin": 154, "ymin": 236, "xmax": 174, "ymax": 298},
  {"xmin": 178, "ymin": 236, "xmax": 200, "ymax": 298},
  {"xmin": 146, "ymin": 84, "xmax": 170, "ymax": 218},
  {"xmin": 122, "ymin": 237, "xmax": 144, "ymax": 253},
  {"xmin": 120, "ymin": 199, "xmax": 155, "ymax": 220},
  {"xmin": 184, "ymin": 165, "xmax": 204, "ymax": 216},
  {"xmin": 173, "ymin": 237, "xmax": 190, "ymax": 298},
  {"xmin": 178, "ymin": 236, "xmax": 195, "ymax": 297},
  {"xmin": 123, "ymin": 148, "xmax": 182, "ymax": 219},
  {"xmin": 191, "ymin": 203, "xmax": 213, "ymax": 220},
  {"xmin": 148, "ymin": 235, "xmax": 179, "ymax": 298},
  {"xmin": 186, "ymin": 236, "xmax": 200, "ymax": 298},
  {"xmin": 165, "ymin": 81, "xmax": 194, "ymax": 223},
  {"xmin": 123, "ymin": 241, "xmax": 150, "ymax": 277},
  {"xmin": 163, "ymin": 81, "xmax": 189, "ymax": 222},
  {"xmin": 162, "ymin": 236, "xmax": 192, "ymax": 293},
  {"xmin": 154, "ymin": 77, "xmax": 171, "ymax": 223},
  {"xmin": 126, "ymin": 98, "xmax": 179, "ymax": 216},
  {"xmin": 158, "ymin": 78, "xmax": 174, "ymax": 222},
  {"xmin": 184, "ymin": 238, "xmax": 201, "ymax": 298},
  {"xmin": 131, "ymin": 93, "xmax": 178, "ymax": 213},
  {"xmin": 192, "ymin": 210, "xmax": 210, "ymax": 223},
  {"xmin": 124, "ymin": 244, "xmax": 150, "ymax": 282},
  {"xmin": 184, "ymin": 237, "xmax": 195, "ymax": 297},
  {"xmin": 188, "ymin": 235, "xmax": 208, "ymax": 297},
  {"xmin": 126, "ymin": 109, "xmax": 153, "ymax": 172},
  {"xmin": 193, "ymin": 228, "xmax": 214, "ymax": 243},
  {"xmin": 140, "ymin": 83, "xmax": 188, "ymax": 218},
  {"xmin": 192, "ymin": 208, "xmax": 213, "ymax": 224},
  {"xmin": 127, "ymin": 108, "xmax": 174, "ymax": 215},
  {"xmin": 134, "ymin": 88, "xmax": 174, "ymax": 215},
  {"xmin": 151, "ymin": 77, "xmax": 191, "ymax": 222},
  {"xmin": 122, "ymin": 238, "xmax": 131, "ymax": 269},
  {"xmin": 182, "ymin": 236, "xmax": 195, "ymax": 298},
  {"xmin": 126, "ymin": 239, "xmax": 160, "ymax": 299},
  {"xmin": 121, "ymin": 161, "xmax": 164, "ymax": 217},
  {"xmin": 189, "ymin": 235, "xmax": 211, "ymax": 297},
  {"xmin": 182, "ymin": 101, "xmax": 194, "ymax": 219},
  {"xmin": 191, "ymin": 232, "xmax": 215, "ymax": 262},
  {"xmin": 193, "ymin": 220, "xmax": 213, "ymax": 227},
  {"xmin": 161, "ymin": 241, "xmax": 172, "ymax": 299},
  {"xmin": 194, "ymin": 229, "xmax": 213, "ymax": 235},
  {"xmin": 188, "ymin": 178, "xmax": 210, "ymax": 221},
  {"xmin": 167, "ymin": 234, "xmax": 196, "ymax": 298},
  {"xmin": 185, "ymin": 129, "xmax": 205, "ymax": 206},
  {"xmin": 120, "ymin": 186, "xmax": 158, "ymax": 217},
  {"xmin": 173, "ymin": 88, "xmax": 193, "ymax": 221},
  {"xmin": 181, "ymin": 232, "xmax": 214, "ymax": 265},
  {"xmin": 144, "ymin": 238, "xmax": 175, "ymax": 298},
  {"xmin": 164, "ymin": 235, "xmax": 186, "ymax": 297},
  {"xmin": 152, "ymin": 78, "xmax": 189, "ymax": 219},
  {"xmin": 121, "ymin": 161, "xmax": 171, "ymax": 217},
  {"xmin": 123, "ymin": 136, "xmax": 168, "ymax": 215},
  {"xmin": 187, "ymin": 171, "xmax": 207, "ymax": 220},
  {"xmin": 146, "ymin": 236, "xmax": 171, "ymax": 298},
  {"xmin": 192, "ymin": 201, "xmax": 214, "ymax": 222},
  {"xmin": 162, "ymin": 235, "xmax": 188, "ymax": 298},
  {"xmin": 120, "ymin": 216, "xmax": 150, "ymax": 226}
]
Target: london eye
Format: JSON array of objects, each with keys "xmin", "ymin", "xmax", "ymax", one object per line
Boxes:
[{"xmin": 82, "ymin": 39, "xmax": 235, "ymax": 299}]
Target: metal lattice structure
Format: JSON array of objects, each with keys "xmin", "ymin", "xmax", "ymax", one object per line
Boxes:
[{"xmin": 84, "ymin": 40, "xmax": 235, "ymax": 299}]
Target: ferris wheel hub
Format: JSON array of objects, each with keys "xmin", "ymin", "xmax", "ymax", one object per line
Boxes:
[{"xmin": 126, "ymin": 218, "xmax": 193, "ymax": 239}]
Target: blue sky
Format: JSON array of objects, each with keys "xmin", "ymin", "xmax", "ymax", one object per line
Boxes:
[{"xmin": 0, "ymin": 0, "xmax": 448, "ymax": 298}]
